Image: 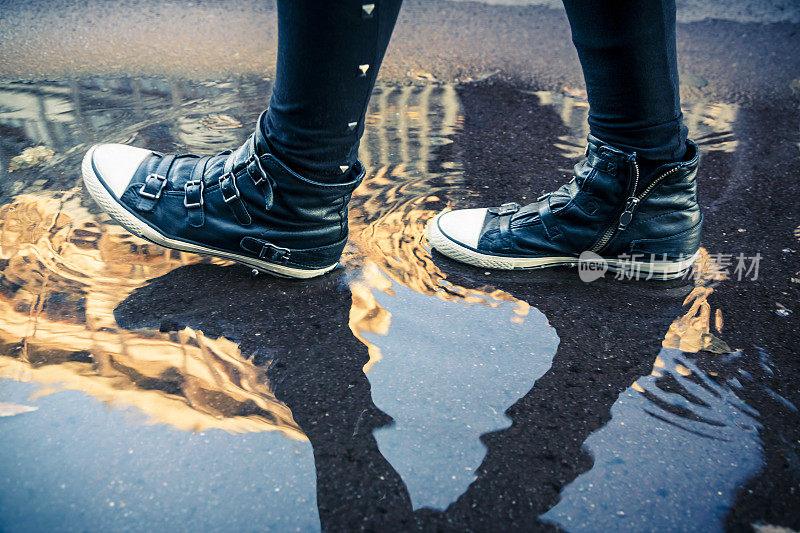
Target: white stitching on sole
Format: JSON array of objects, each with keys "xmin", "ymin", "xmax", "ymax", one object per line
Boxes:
[{"xmin": 81, "ymin": 146, "xmax": 336, "ymax": 279}]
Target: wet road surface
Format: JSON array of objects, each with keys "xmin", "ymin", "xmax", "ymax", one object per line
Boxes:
[{"xmin": 0, "ymin": 1, "xmax": 799, "ymax": 531}]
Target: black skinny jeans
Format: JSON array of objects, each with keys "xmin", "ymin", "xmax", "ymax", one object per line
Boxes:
[{"xmin": 263, "ymin": 0, "xmax": 687, "ymax": 183}]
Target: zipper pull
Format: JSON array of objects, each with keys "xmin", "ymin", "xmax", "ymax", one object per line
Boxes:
[{"xmin": 617, "ymin": 196, "xmax": 640, "ymax": 231}]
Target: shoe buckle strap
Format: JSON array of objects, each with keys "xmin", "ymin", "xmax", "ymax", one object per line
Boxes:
[
  {"xmin": 229, "ymin": 134, "xmax": 276, "ymax": 211},
  {"xmin": 488, "ymin": 202, "xmax": 520, "ymax": 216},
  {"xmin": 139, "ymin": 173, "xmax": 167, "ymax": 200},
  {"xmin": 184, "ymin": 179, "xmax": 205, "ymax": 228},
  {"xmin": 586, "ymin": 150, "xmax": 618, "ymax": 176},
  {"xmin": 240, "ymin": 236, "xmax": 291, "ymax": 264},
  {"xmin": 245, "ymin": 135, "xmax": 267, "ymax": 179},
  {"xmin": 498, "ymin": 212, "xmax": 515, "ymax": 249},
  {"xmin": 246, "ymin": 156, "xmax": 268, "ymax": 186},
  {"xmin": 245, "ymin": 155, "xmax": 275, "ymax": 211},
  {"xmin": 231, "ymin": 136, "xmax": 267, "ymax": 185},
  {"xmin": 219, "ymin": 172, "xmax": 252, "ymax": 226},
  {"xmin": 184, "ymin": 179, "xmax": 204, "ymax": 208},
  {"xmin": 537, "ymin": 197, "xmax": 563, "ymax": 241}
]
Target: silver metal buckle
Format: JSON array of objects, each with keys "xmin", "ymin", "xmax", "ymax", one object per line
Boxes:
[
  {"xmin": 260, "ymin": 242, "xmax": 291, "ymax": 263},
  {"xmin": 248, "ymin": 155, "xmax": 269, "ymax": 186},
  {"xmin": 220, "ymin": 173, "xmax": 239, "ymax": 203},
  {"xmin": 488, "ymin": 202, "xmax": 520, "ymax": 216},
  {"xmin": 183, "ymin": 179, "xmax": 204, "ymax": 208},
  {"xmin": 139, "ymin": 174, "xmax": 167, "ymax": 200}
]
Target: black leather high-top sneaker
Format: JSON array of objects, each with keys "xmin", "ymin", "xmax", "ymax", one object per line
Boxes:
[
  {"xmin": 82, "ymin": 112, "xmax": 363, "ymax": 278},
  {"xmin": 427, "ymin": 135, "xmax": 702, "ymax": 280}
]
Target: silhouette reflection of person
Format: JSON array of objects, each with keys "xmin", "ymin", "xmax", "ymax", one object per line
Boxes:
[
  {"xmin": 116, "ymin": 265, "xmax": 416, "ymax": 530},
  {"xmin": 116, "ymin": 261, "xmax": 696, "ymax": 530},
  {"xmin": 420, "ymin": 267, "xmax": 692, "ymax": 530}
]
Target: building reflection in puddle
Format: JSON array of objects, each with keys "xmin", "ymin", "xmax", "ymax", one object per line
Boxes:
[
  {"xmin": 0, "ymin": 76, "xmax": 783, "ymax": 529},
  {"xmin": 0, "ymin": 188, "xmax": 322, "ymax": 529},
  {"xmin": 530, "ymin": 89, "xmax": 739, "ymax": 160},
  {"xmin": 0, "ymin": 190, "xmax": 301, "ymax": 436}
]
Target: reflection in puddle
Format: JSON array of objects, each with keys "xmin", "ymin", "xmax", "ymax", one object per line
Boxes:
[
  {"xmin": 0, "ymin": 76, "xmax": 785, "ymax": 528},
  {"xmin": 355, "ymin": 266, "xmax": 558, "ymax": 510},
  {"xmin": 344, "ymin": 85, "xmax": 563, "ymax": 509},
  {"xmin": 0, "ymin": 78, "xmax": 504, "ymax": 436},
  {"xmin": 0, "ymin": 379, "xmax": 320, "ymax": 531},
  {"xmin": 540, "ymin": 254, "xmax": 792, "ymax": 532},
  {"xmin": 541, "ymin": 347, "xmax": 767, "ymax": 532},
  {"xmin": 0, "ymin": 190, "xmax": 302, "ymax": 436}
]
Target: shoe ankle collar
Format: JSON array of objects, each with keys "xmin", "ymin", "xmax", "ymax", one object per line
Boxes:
[
  {"xmin": 585, "ymin": 136, "xmax": 634, "ymax": 177},
  {"xmin": 261, "ymin": 153, "xmax": 365, "ymax": 193},
  {"xmin": 250, "ymin": 110, "xmax": 364, "ymax": 193},
  {"xmin": 586, "ymin": 134, "xmax": 636, "ymax": 164}
]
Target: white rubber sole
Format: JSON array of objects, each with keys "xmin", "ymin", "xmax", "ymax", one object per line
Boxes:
[
  {"xmin": 81, "ymin": 146, "xmax": 337, "ymax": 279},
  {"xmin": 426, "ymin": 212, "xmax": 698, "ymax": 281}
]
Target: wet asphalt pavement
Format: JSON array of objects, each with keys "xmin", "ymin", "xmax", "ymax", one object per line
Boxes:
[{"xmin": 0, "ymin": 1, "xmax": 799, "ymax": 531}]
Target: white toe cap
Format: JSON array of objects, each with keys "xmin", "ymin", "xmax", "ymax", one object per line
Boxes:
[
  {"xmin": 89, "ymin": 144, "xmax": 152, "ymax": 198},
  {"xmin": 436, "ymin": 208, "xmax": 488, "ymax": 249}
]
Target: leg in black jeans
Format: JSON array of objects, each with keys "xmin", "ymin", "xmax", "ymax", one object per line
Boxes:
[
  {"xmin": 264, "ymin": 0, "xmax": 403, "ymax": 183},
  {"xmin": 562, "ymin": 0, "xmax": 688, "ymax": 166},
  {"xmin": 264, "ymin": 0, "xmax": 683, "ymax": 178},
  {"xmin": 265, "ymin": 0, "xmax": 683, "ymax": 178}
]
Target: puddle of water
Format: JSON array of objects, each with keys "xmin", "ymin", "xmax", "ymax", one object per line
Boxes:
[
  {"xmin": 355, "ymin": 268, "xmax": 558, "ymax": 510},
  {"xmin": 543, "ymin": 341, "xmax": 797, "ymax": 533},
  {"xmin": 0, "ymin": 378, "xmax": 320, "ymax": 532},
  {"xmin": 539, "ymin": 253, "xmax": 793, "ymax": 532},
  {"xmin": 0, "ymin": 77, "xmax": 789, "ymax": 528},
  {"xmin": 0, "ymin": 189, "xmax": 303, "ymax": 437},
  {"xmin": 347, "ymin": 85, "xmax": 559, "ymax": 510},
  {"xmin": 540, "ymin": 346, "xmax": 766, "ymax": 532},
  {"xmin": 0, "ymin": 76, "xmax": 536, "ymax": 527}
]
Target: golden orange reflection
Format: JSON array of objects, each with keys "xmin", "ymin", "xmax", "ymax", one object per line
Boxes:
[
  {"xmin": 1, "ymin": 82, "xmax": 531, "ymax": 436},
  {"xmin": 343, "ymin": 85, "xmax": 535, "ymax": 372},
  {"xmin": 662, "ymin": 247, "xmax": 732, "ymax": 354},
  {"xmin": 0, "ymin": 191, "xmax": 303, "ymax": 439},
  {"xmin": 633, "ymin": 248, "xmax": 734, "ymax": 391},
  {"xmin": 530, "ymin": 90, "xmax": 739, "ymax": 159},
  {"xmin": 344, "ymin": 167, "xmax": 535, "ymax": 372}
]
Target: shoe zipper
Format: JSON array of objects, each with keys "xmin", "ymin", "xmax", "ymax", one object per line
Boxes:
[{"xmin": 589, "ymin": 159, "xmax": 682, "ymax": 254}]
